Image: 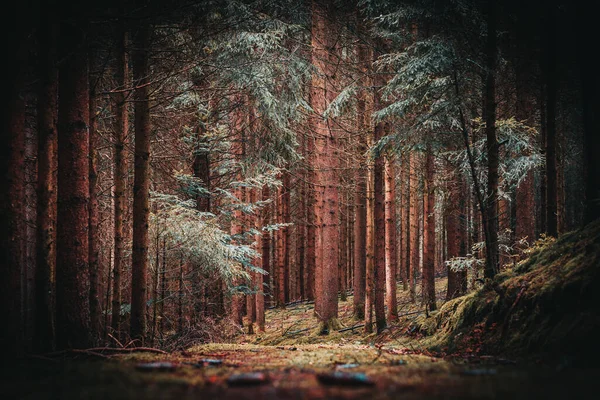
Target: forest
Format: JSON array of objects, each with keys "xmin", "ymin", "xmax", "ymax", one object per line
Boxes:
[{"xmin": 1, "ymin": 0, "xmax": 600, "ymax": 398}]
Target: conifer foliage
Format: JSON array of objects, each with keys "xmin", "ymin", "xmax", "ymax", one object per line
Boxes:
[{"xmin": 0, "ymin": 0, "xmax": 596, "ymax": 354}]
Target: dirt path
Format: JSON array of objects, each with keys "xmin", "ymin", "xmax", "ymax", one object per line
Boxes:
[{"xmin": 4, "ymin": 343, "xmax": 598, "ymax": 400}]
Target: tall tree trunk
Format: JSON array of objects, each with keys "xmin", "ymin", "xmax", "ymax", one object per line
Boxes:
[
  {"xmin": 112, "ymin": 28, "xmax": 129, "ymax": 335},
  {"xmin": 306, "ymin": 133, "xmax": 317, "ymax": 302},
  {"xmin": 544, "ymin": 3, "xmax": 558, "ymax": 237},
  {"xmin": 35, "ymin": 18, "xmax": 58, "ymax": 353},
  {"xmin": 423, "ymin": 149, "xmax": 436, "ymax": 311},
  {"xmin": 446, "ymin": 170, "xmax": 468, "ymax": 300},
  {"xmin": 373, "ymin": 53, "xmax": 387, "ymax": 333},
  {"xmin": 56, "ymin": 22, "xmax": 92, "ymax": 349},
  {"xmin": 88, "ymin": 57, "xmax": 101, "ymax": 342},
  {"xmin": 246, "ymin": 189, "xmax": 257, "ymax": 334},
  {"xmin": 311, "ymin": 0, "xmax": 339, "ymax": 333},
  {"xmin": 352, "ymin": 28, "xmax": 369, "ymax": 319},
  {"xmin": 385, "ymin": 157, "xmax": 398, "ymax": 321},
  {"xmin": 483, "ymin": 0, "xmax": 499, "ymax": 278},
  {"xmin": 282, "ymin": 171, "xmax": 291, "ymax": 303},
  {"xmin": 5, "ymin": 86, "xmax": 26, "ymax": 355},
  {"xmin": 401, "ymin": 153, "xmax": 410, "ymax": 291},
  {"xmin": 408, "ymin": 153, "xmax": 418, "ymax": 302},
  {"xmin": 276, "ymin": 188, "xmax": 285, "ymax": 306},
  {"xmin": 130, "ymin": 24, "xmax": 151, "ymax": 343},
  {"xmin": 364, "ymin": 159, "xmax": 375, "ymax": 334},
  {"xmin": 257, "ymin": 186, "xmax": 270, "ymax": 332},
  {"xmin": 514, "ymin": 31, "xmax": 536, "ymax": 247},
  {"xmin": 296, "ymin": 154, "xmax": 306, "ymax": 300}
]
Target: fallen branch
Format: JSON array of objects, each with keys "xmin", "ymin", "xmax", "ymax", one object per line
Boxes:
[
  {"xmin": 338, "ymin": 324, "xmax": 364, "ymax": 333},
  {"xmin": 86, "ymin": 347, "xmax": 168, "ymax": 355}
]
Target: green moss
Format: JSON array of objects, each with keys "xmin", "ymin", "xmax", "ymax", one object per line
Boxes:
[{"xmin": 414, "ymin": 220, "xmax": 600, "ymax": 365}]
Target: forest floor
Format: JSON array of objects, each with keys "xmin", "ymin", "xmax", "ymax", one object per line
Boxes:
[
  {"xmin": 4, "ymin": 277, "xmax": 599, "ymax": 399},
  {"xmin": 4, "ymin": 221, "xmax": 600, "ymax": 399}
]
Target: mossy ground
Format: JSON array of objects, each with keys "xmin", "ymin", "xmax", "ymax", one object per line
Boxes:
[{"xmin": 3, "ymin": 221, "xmax": 600, "ymax": 399}]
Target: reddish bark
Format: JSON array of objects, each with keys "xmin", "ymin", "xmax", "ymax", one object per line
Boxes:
[
  {"xmin": 408, "ymin": 153, "xmax": 419, "ymax": 302},
  {"xmin": 56, "ymin": 22, "xmax": 92, "ymax": 349},
  {"xmin": 352, "ymin": 31, "xmax": 369, "ymax": 320},
  {"xmin": 89, "ymin": 58, "xmax": 101, "ymax": 341},
  {"xmin": 257, "ymin": 186, "xmax": 270, "ymax": 332},
  {"xmin": 131, "ymin": 25, "xmax": 152, "ymax": 342},
  {"xmin": 423, "ymin": 150, "xmax": 436, "ymax": 311},
  {"xmin": 373, "ymin": 130, "xmax": 386, "ymax": 332},
  {"xmin": 385, "ymin": 158, "xmax": 399, "ymax": 321},
  {"xmin": 112, "ymin": 28, "xmax": 129, "ymax": 335},
  {"xmin": 283, "ymin": 171, "xmax": 291, "ymax": 303},
  {"xmin": 35, "ymin": 18, "xmax": 58, "ymax": 352},
  {"xmin": 311, "ymin": 0, "xmax": 339, "ymax": 332}
]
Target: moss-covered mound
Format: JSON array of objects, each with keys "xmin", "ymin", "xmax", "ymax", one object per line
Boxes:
[{"xmin": 413, "ymin": 219, "xmax": 600, "ymax": 365}]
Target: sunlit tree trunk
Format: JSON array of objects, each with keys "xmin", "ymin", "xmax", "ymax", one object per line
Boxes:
[
  {"xmin": 364, "ymin": 160, "xmax": 374, "ymax": 334},
  {"xmin": 311, "ymin": 0, "xmax": 339, "ymax": 333},
  {"xmin": 130, "ymin": 24, "xmax": 152, "ymax": 342},
  {"xmin": 56, "ymin": 22, "xmax": 92, "ymax": 349},
  {"xmin": 385, "ymin": 157, "xmax": 398, "ymax": 321}
]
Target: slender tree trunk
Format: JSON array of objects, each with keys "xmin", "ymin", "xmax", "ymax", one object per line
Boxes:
[
  {"xmin": 352, "ymin": 29, "xmax": 369, "ymax": 319},
  {"xmin": 385, "ymin": 158, "xmax": 398, "ymax": 321},
  {"xmin": 160, "ymin": 237, "xmax": 166, "ymax": 337},
  {"xmin": 446, "ymin": 170, "xmax": 468, "ymax": 300},
  {"xmin": 296, "ymin": 153, "xmax": 306, "ymax": 300},
  {"xmin": 130, "ymin": 24, "xmax": 151, "ymax": 342},
  {"xmin": 112, "ymin": 28, "xmax": 129, "ymax": 335},
  {"xmin": 88, "ymin": 60, "xmax": 101, "ymax": 342},
  {"xmin": 257, "ymin": 186, "xmax": 270, "ymax": 332},
  {"xmin": 246, "ymin": 189, "xmax": 258, "ymax": 334},
  {"xmin": 104, "ymin": 250, "xmax": 112, "ymax": 341},
  {"xmin": 339, "ymin": 189, "xmax": 348, "ymax": 302},
  {"xmin": 364, "ymin": 159, "xmax": 375, "ymax": 334},
  {"xmin": 5, "ymin": 86, "xmax": 26, "ymax": 355},
  {"xmin": 544, "ymin": 4, "xmax": 558, "ymax": 237},
  {"xmin": 514, "ymin": 43, "xmax": 536, "ymax": 247},
  {"xmin": 483, "ymin": 0, "xmax": 499, "ymax": 278},
  {"xmin": 423, "ymin": 149, "xmax": 436, "ymax": 311},
  {"xmin": 276, "ymin": 188, "xmax": 285, "ymax": 306},
  {"xmin": 283, "ymin": 171, "xmax": 291, "ymax": 303},
  {"xmin": 401, "ymin": 153, "xmax": 410, "ymax": 291},
  {"xmin": 408, "ymin": 153, "xmax": 418, "ymax": 302},
  {"xmin": 178, "ymin": 256, "xmax": 184, "ymax": 334},
  {"xmin": 35, "ymin": 18, "xmax": 58, "ymax": 353},
  {"xmin": 56, "ymin": 22, "xmax": 92, "ymax": 349}
]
